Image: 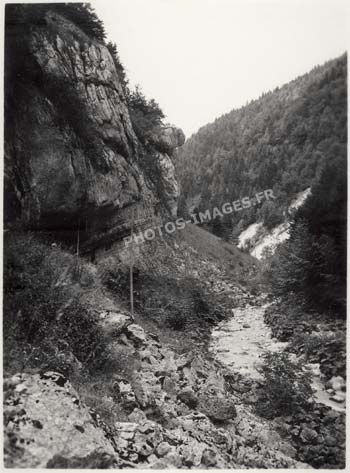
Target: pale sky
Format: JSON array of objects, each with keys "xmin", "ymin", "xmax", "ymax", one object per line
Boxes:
[{"xmin": 93, "ymin": 0, "xmax": 348, "ymax": 138}]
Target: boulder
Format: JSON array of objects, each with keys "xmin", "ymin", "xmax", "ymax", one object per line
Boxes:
[
  {"xmin": 324, "ymin": 435, "xmax": 337, "ymax": 447},
  {"xmin": 198, "ymin": 394, "xmax": 237, "ymax": 421},
  {"xmin": 300, "ymin": 427, "xmax": 318, "ymax": 444},
  {"xmin": 128, "ymin": 408, "xmax": 147, "ymax": 424},
  {"xmin": 100, "ymin": 311, "xmax": 132, "ymax": 336},
  {"xmin": 328, "ymin": 376, "xmax": 345, "ymax": 392},
  {"xmin": 177, "ymin": 388, "xmax": 198, "ymax": 408},
  {"xmin": 3, "ymin": 373, "xmax": 115, "ymax": 468},
  {"xmin": 163, "ymin": 450, "xmax": 183, "ymax": 468},
  {"xmin": 180, "ymin": 441, "xmax": 204, "ymax": 467},
  {"xmin": 330, "ymin": 393, "xmax": 346, "ymax": 403},
  {"xmin": 201, "ymin": 448, "xmax": 217, "ymax": 466},
  {"xmin": 114, "ymin": 422, "xmax": 138, "ymax": 441},
  {"xmin": 162, "ymin": 376, "xmax": 178, "ymax": 395},
  {"xmin": 155, "ymin": 441, "xmax": 172, "ymax": 457},
  {"xmin": 126, "ymin": 324, "xmax": 147, "ymax": 345}
]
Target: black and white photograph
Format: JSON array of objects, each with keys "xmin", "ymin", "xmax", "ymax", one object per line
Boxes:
[{"xmin": 2, "ymin": 0, "xmax": 348, "ymax": 469}]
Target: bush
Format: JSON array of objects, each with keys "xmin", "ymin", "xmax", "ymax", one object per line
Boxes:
[
  {"xmin": 127, "ymin": 86, "xmax": 165, "ymax": 144},
  {"xmin": 165, "ymin": 309, "xmax": 187, "ymax": 330},
  {"xmin": 133, "ymin": 273, "xmax": 219, "ymax": 330},
  {"xmin": 106, "ymin": 42, "xmax": 128, "ymax": 91},
  {"xmin": 98, "ymin": 258, "xmax": 130, "ymax": 294},
  {"xmin": 256, "ymin": 351, "xmax": 313, "ymax": 418},
  {"xmin": 292, "ymin": 331, "xmax": 335, "ymax": 357},
  {"xmin": 56, "ymin": 299, "xmax": 109, "ymax": 369},
  {"xmin": 3, "ymin": 233, "xmax": 109, "ymax": 375},
  {"xmin": 4, "ymin": 233, "xmax": 67, "ymax": 343},
  {"xmin": 97, "ymin": 249, "xmax": 216, "ymax": 330},
  {"xmin": 291, "ymin": 331, "xmax": 346, "ymax": 379},
  {"xmin": 6, "ymin": 3, "xmax": 106, "ymax": 42}
]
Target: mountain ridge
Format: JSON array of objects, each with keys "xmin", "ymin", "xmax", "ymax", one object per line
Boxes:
[{"xmin": 177, "ymin": 53, "xmax": 347, "ymax": 240}]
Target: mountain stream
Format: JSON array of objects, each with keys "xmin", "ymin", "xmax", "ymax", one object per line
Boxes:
[{"xmin": 209, "ymin": 303, "xmax": 345, "ymax": 413}]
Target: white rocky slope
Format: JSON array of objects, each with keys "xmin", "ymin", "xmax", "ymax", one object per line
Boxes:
[{"xmin": 238, "ymin": 188, "xmax": 311, "ymax": 259}]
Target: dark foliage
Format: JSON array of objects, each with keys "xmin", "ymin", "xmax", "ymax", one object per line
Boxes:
[
  {"xmin": 134, "ymin": 272, "xmax": 225, "ymax": 331},
  {"xmin": 55, "ymin": 3, "xmax": 106, "ymax": 41},
  {"xmin": 177, "ymin": 54, "xmax": 347, "ymax": 238},
  {"xmin": 127, "ymin": 86, "xmax": 165, "ymax": 144},
  {"xmin": 256, "ymin": 351, "xmax": 313, "ymax": 418},
  {"xmin": 264, "ymin": 299, "xmax": 346, "ymax": 380},
  {"xmin": 98, "ymin": 256, "xmax": 222, "ymax": 331},
  {"xmin": 106, "ymin": 41, "xmax": 128, "ymax": 91},
  {"xmin": 5, "ymin": 3, "xmax": 106, "ymax": 42},
  {"xmin": 267, "ymin": 150, "xmax": 346, "ymax": 312},
  {"xmin": 3, "ymin": 234, "xmax": 109, "ymax": 374}
]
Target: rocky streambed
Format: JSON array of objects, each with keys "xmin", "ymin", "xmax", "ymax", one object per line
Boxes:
[
  {"xmin": 3, "ymin": 307, "xmax": 308, "ymax": 469},
  {"xmin": 209, "ymin": 302, "xmax": 346, "ymax": 413},
  {"xmin": 209, "ymin": 302, "xmax": 346, "ymax": 469},
  {"xmin": 4, "ymin": 295, "xmax": 345, "ymax": 469},
  {"xmin": 210, "ymin": 303, "xmax": 286, "ymax": 378}
]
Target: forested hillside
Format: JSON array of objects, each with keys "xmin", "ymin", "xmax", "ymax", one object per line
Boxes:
[
  {"xmin": 177, "ymin": 54, "xmax": 347, "ymax": 238},
  {"xmin": 267, "ymin": 150, "xmax": 347, "ymax": 312}
]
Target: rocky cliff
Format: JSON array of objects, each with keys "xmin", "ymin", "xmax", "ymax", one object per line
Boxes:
[{"xmin": 4, "ymin": 5, "xmax": 184, "ymax": 244}]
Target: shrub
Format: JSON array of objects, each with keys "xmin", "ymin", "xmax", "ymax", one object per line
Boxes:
[
  {"xmin": 133, "ymin": 273, "xmax": 219, "ymax": 330},
  {"xmin": 3, "ymin": 233, "xmax": 67, "ymax": 343},
  {"xmin": 292, "ymin": 331, "xmax": 334, "ymax": 357},
  {"xmin": 53, "ymin": 3, "xmax": 106, "ymax": 42},
  {"xmin": 165, "ymin": 310, "xmax": 187, "ymax": 330},
  {"xmin": 97, "ymin": 258, "xmax": 130, "ymax": 295},
  {"xmin": 106, "ymin": 42, "xmax": 128, "ymax": 91},
  {"xmin": 6, "ymin": 4, "xmax": 106, "ymax": 43},
  {"xmin": 127, "ymin": 86, "xmax": 165, "ymax": 144},
  {"xmin": 56, "ymin": 299, "xmax": 109, "ymax": 368},
  {"xmin": 291, "ymin": 331, "xmax": 346, "ymax": 379},
  {"xmin": 256, "ymin": 351, "xmax": 313, "ymax": 418},
  {"xmin": 3, "ymin": 233, "xmax": 109, "ymax": 375}
]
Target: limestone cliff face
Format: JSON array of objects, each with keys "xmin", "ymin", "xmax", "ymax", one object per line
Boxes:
[{"xmin": 4, "ymin": 8, "xmax": 184, "ymax": 242}]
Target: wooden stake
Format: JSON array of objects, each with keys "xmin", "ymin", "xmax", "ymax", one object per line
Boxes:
[
  {"xmin": 76, "ymin": 220, "xmax": 80, "ymax": 257},
  {"xmin": 130, "ymin": 207, "xmax": 135, "ymax": 315}
]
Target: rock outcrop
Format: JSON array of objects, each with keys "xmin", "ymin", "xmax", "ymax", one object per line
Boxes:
[
  {"xmin": 3, "ymin": 372, "xmax": 116, "ymax": 468},
  {"xmin": 4, "ymin": 7, "xmax": 184, "ymax": 241}
]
